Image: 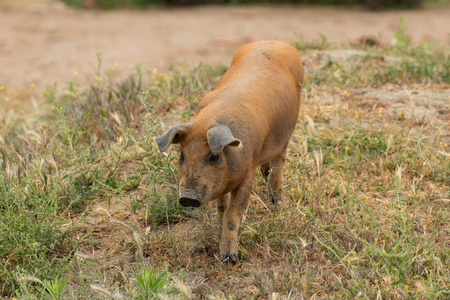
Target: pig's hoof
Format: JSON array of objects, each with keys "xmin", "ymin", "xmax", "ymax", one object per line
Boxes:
[
  {"xmin": 268, "ymin": 195, "xmax": 281, "ymax": 205},
  {"xmin": 220, "ymin": 253, "xmax": 237, "ymax": 263}
]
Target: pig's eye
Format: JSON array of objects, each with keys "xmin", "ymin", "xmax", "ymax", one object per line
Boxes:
[
  {"xmin": 179, "ymin": 152, "xmax": 185, "ymax": 163},
  {"xmin": 209, "ymin": 154, "xmax": 220, "ymax": 163}
]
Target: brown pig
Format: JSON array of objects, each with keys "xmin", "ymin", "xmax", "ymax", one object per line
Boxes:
[{"xmin": 155, "ymin": 40, "xmax": 304, "ymax": 262}]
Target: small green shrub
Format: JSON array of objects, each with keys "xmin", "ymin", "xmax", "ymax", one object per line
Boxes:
[{"xmin": 134, "ymin": 266, "xmax": 171, "ymax": 299}]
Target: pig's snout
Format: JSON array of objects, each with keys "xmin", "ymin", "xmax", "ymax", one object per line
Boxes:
[{"xmin": 179, "ymin": 190, "xmax": 202, "ymax": 207}]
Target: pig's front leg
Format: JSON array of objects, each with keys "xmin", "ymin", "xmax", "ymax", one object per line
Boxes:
[
  {"xmin": 216, "ymin": 193, "xmax": 230, "ymax": 226},
  {"xmin": 220, "ymin": 172, "xmax": 254, "ymax": 262}
]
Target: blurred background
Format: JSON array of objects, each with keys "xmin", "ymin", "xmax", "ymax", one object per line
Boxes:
[{"xmin": 0, "ymin": 0, "xmax": 449, "ymax": 89}]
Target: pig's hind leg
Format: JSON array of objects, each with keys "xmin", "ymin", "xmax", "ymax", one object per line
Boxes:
[{"xmin": 267, "ymin": 146, "xmax": 288, "ymax": 204}]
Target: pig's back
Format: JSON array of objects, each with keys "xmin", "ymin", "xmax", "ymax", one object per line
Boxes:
[{"xmin": 196, "ymin": 41, "xmax": 304, "ymax": 164}]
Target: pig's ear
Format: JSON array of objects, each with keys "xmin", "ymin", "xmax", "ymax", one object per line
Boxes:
[
  {"xmin": 207, "ymin": 125, "xmax": 241, "ymax": 155},
  {"xmin": 154, "ymin": 124, "xmax": 190, "ymax": 153}
]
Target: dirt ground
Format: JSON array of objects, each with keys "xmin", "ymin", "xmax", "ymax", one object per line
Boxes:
[{"xmin": 0, "ymin": 0, "xmax": 449, "ymax": 90}]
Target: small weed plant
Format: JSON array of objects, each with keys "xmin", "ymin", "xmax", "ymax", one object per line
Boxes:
[{"xmin": 134, "ymin": 265, "xmax": 171, "ymax": 299}]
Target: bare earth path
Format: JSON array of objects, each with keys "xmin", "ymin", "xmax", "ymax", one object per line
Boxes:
[{"xmin": 0, "ymin": 1, "xmax": 449, "ymax": 90}]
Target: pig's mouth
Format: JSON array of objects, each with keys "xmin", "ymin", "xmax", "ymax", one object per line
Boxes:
[{"xmin": 179, "ymin": 190, "xmax": 202, "ymax": 208}]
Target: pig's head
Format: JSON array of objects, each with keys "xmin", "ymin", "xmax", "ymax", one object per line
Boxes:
[{"xmin": 155, "ymin": 124, "xmax": 241, "ymax": 208}]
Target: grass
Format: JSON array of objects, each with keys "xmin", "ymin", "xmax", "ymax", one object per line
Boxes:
[
  {"xmin": 294, "ymin": 17, "xmax": 449, "ymax": 88},
  {"xmin": 0, "ymin": 21, "xmax": 449, "ymax": 299}
]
